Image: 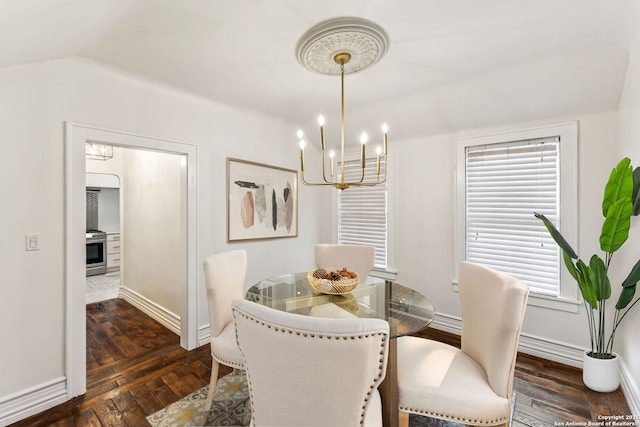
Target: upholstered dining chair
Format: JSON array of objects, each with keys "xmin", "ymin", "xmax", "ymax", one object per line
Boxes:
[
  {"xmin": 202, "ymin": 249, "xmax": 247, "ymax": 411},
  {"xmin": 232, "ymin": 298, "xmax": 390, "ymax": 427},
  {"xmin": 397, "ymin": 261, "xmax": 529, "ymax": 427},
  {"xmin": 315, "ymin": 243, "xmax": 376, "ymax": 280}
]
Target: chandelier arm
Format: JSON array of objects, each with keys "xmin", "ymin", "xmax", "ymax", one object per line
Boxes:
[
  {"xmin": 379, "ymin": 155, "xmax": 388, "ymax": 183},
  {"xmin": 321, "ymin": 150, "xmax": 333, "ymax": 184},
  {"xmin": 355, "ymin": 142, "xmax": 366, "ymax": 184},
  {"xmin": 300, "ymin": 151, "xmax": 388, "ymax": 187},
  {"xmin": 344, "ymin": 174, "xmax": 387, "ymax": 187},
  {"xmin": 347, "ymin": 174, "xmax": 387, "ymax": 186},
  {"xmin": 301, "ymin": 170, "xmax": 338, "ymax": 186},
  {"xmin": 351, "ymin": 154, "xmax": 388, "ymax": 186}
]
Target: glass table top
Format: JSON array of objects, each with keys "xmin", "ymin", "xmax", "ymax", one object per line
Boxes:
[{"xmin": 246, "ymin": 272, "xmax": 435, "ymax": 338}]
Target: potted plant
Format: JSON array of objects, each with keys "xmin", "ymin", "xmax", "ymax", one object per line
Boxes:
[{"xmin": 535, "ymin": 157, "xmax": 640, "ymax": 392}]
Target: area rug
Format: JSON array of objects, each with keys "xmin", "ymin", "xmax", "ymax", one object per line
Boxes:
[
  {"xmin": 146, "ymin": 370, "xmax": 487, "ymax": 427},
  {"xmin": 147, "ymin": 370, "xmax": 251, "ymax": 427}
]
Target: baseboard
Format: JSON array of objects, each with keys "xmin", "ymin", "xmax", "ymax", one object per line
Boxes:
[
  {"xmin": 517, "ymin": 333, "xmax": 585, "ymax": 368},
  {"xmin": 429, "ymin": 311, "xmax": 464, "ymax": 335},
  {"xmin": 431, "ymin": 312, "xmax": 583, "ymax": 368},
  {"xmin": 0, "ymin": 377, "xmax": 67, "ymax": 427},
  {"xmin": 199, "ymin": 324, "xmax": 211, "ymax": 347},
  {"xmin": 119, "ymin": 286, "xmax": 181, "ymax": 336},
  {"xmin": 621, "ymin": 361, "xmax": 640, "ymax": 416}
]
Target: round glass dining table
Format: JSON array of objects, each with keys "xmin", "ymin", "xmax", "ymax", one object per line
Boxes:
[
  {"xmin": 245, "ymin": 272, "xmax": 435, "ymax": 427},
  {"xmin": 246, "ymin": 272, "xmax": 434, "ymax": 336}
]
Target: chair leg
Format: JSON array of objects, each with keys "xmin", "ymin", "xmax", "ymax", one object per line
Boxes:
[
  {"xmin": 398, "ymin": 411, "xmax": 409, "ymax": 427},
  {"xmin": 204, "ymin": 359, "xmax": 220, "ymax": 411}
]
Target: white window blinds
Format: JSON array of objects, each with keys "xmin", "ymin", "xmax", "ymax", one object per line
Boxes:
[
  {"xmin": 465, "ymin": 137, "xmax": 560, "ymax": 296},
  {"xmin": 338, "ymin": 158, "xmax": 388, "ymax": 269}
]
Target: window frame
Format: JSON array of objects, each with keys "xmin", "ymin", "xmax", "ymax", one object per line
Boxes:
[
  {"xmin": 332, "ymin": 148, "xmax": 396, "ymax": 280},
  {"xmin": 454, "ymin": 122, "xmax": 580, "ymax": 312}
]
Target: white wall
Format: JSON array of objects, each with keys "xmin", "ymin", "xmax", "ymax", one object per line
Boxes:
[
  {"xmin": 393, "ymin": 111, "xmax": 620, "ymax": 350},
  {"xmin": 122, "ymin": 149, "xmax": 186, "ymax": 315},
  {"xmin": 0, "ymin": 57, "xmax": 329, "ymax": 407},
  {"xmin": 618, "ymin": 11, "xmax": 640, "ymax": 403},
  {"xmin": 88, "ymin": 146, "xmax": 187, "ymax": 327}
]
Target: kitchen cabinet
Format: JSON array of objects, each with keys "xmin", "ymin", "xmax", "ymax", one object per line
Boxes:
[{"xmin": 107, "ymin": 233, "xmax": 121, "ymax": 272}]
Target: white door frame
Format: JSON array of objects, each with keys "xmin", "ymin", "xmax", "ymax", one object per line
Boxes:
[{"xmin": 65, "ymin": 122, "xmax": 198, "ymax": 398}]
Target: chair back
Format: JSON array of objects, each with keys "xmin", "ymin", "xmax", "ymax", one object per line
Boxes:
[
  {"xmin": 203, "ymin": 250, "xmax": 247, "ymax": 338},
  {"xmin": 232, "ymin": 299, "xmax": 389, "ymax": 427},
  {"xmin": 314, "ymin": 244, "xmax": 376, "ymax": 280},
  {"xmin": 459, "ymin": 261, "xmax": 529, "ymax": 399}
]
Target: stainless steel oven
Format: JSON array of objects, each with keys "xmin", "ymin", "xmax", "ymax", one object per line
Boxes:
[{"xmin": 86, "ymin": 231, "xmax": 107, "ymax": 276}]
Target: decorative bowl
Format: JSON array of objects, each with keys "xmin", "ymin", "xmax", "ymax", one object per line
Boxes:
[{"xmin": 307, "ymin": 269, "xmax": 359, "ymax": 295}]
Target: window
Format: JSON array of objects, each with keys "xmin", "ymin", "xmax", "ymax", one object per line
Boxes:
[
  {"xmin": 337, "ymin": 157, "xmax": 392, "ymax": 273},
  {"xmin": 455, "ymin": 122, "xmax": 579, "ymax": 311}
]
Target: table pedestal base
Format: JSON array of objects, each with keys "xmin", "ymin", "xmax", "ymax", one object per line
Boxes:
[{"xmin": 379, "ymin": 332, "xmax": 398, "ymax": 427}]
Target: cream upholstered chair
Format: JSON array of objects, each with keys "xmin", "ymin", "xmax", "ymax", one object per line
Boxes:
[
  {"xmin": 315, "ymin": 243, "xmax": 376, "ymax": 280},
  {"xmin": 397, "ymin": 261, "xmax": 529, "ymax": 427},
  {"xmin": 202, "ymin": 249, "xmax": 247, "ymax": 411},
  {"xmin": 232, "ymin": 299, "xmax": 389, "ymax": 427}
]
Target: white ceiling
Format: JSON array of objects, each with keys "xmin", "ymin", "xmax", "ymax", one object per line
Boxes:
[{"xmin": 1, "ymin": 0, "xmax": 637, "ymax": 145}]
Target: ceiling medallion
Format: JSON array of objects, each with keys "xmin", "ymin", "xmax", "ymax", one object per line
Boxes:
[{"xmin": 296, "ymin": 17, "xmax": 390, "ymax": 76}]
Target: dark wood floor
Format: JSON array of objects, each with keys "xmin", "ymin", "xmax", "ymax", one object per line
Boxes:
[
  {"xmin": 10, "ymin": 299, "xmax": 229, "ymax": 427},
  {"xmin": 412, "ymin": 329, "xmax": 631, "ymax": 426},
  {"xmin": 10, "ymin": 299, "xmax": 631, "ymax": 426}
]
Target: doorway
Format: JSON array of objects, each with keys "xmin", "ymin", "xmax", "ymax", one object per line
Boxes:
[
  {"xmin": 65, "ymin": 123, "xmax": 198, "ymax": 398},
  {"xmin": 85, "ymin": 147, "xmax": 186, "ymax": 328}
]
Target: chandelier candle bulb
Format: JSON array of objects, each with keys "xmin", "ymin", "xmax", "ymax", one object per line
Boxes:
[
  {"xmin": 360, "ymin": 132, "xmax": 367, "ymax": 170},
  {"xmin": 299, "ymin": 139, "xmax": 305, "ymax": 172},
  {"xmin": 382, "ymin": 123, "xmax": 388, "ymax": 155},
  {"xmin": 318, "ymin": 116, "xmax": 326, "ymax": 150}
]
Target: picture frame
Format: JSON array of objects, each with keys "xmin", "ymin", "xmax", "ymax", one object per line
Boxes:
[{"xmin": 227, "ymin": 157, "xmax": 298, "ymax": 241}]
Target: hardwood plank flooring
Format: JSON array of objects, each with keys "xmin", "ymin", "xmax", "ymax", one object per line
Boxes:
[
  {"xmin": 10, "ymin": 299, "xmax": 231, "ymax": 427},
  {"xmin": 10, "ymin": 299, "xmax": 632, "ymax": 426}
]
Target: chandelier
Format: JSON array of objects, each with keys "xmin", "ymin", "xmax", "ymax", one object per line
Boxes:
[{"xmin": 295, "ymin": 17, "xmax": 390, "ymax": 190}]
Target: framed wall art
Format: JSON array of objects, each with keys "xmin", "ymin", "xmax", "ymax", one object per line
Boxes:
[{"xmin": 227, "ymin": 157, "xmax": 298, "ymax": 241}]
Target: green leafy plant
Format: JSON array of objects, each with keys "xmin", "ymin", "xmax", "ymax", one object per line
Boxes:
[{"xmin": 535, "ymin": 157, "xmax": 640, "ymax": 359}]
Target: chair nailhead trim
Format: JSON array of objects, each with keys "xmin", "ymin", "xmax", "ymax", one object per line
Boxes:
[
  {"xmin": 399, "ymin": 407, "xmax": 508, "ymax": 425},
  {"xmin": 233, "ymin": 308, "xmax": 388, "ymax": 426},
  {"xmin": 211, "ymin": 354, "xmax": 243, "ymax": 369}
]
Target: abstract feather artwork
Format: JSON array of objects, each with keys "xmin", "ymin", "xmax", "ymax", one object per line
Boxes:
[{"xmin": 227, "ymin": 158, "xmax": 298, "ymax": 241}]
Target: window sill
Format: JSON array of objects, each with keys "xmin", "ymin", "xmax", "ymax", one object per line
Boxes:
[
  {"xmin": 371, "ymin": 268, "xmax": 397, "ymax": 281},
  {"xmin": 451, "ymin": 281, "xmax": 580, "ymax": 313}
]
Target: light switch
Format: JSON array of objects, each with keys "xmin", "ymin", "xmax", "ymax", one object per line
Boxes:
[{"xmin": 26, "ymin": 234, "xmax": 40, "ymax": 251}]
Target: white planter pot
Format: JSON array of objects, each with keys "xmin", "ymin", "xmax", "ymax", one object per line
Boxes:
[{"xmin": 583, "ymin": 350, "xmax": 620, "ymax": 392}]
